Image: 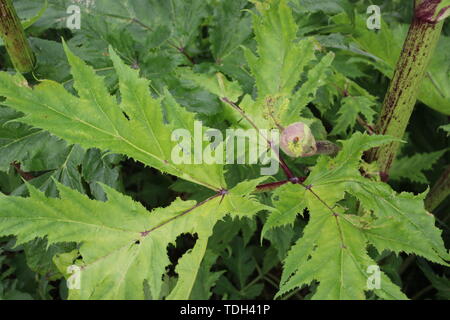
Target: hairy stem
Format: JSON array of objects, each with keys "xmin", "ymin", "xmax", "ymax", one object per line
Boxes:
[
  {"xmin": 356, "ymin": 116, "xmax": 375, "ymax": 135},
  {"xmin": 0, "ymin": 0, "xmax": 35, "ymax": 72},
  {"xmin": 256, "ymin": 180, "xmax": 289, "ymax": 192},
  {"xmin": 368, "ymin": 3, "xmax": 447, "ymax": 179},
  {"xmin": 255, "ymin": 177, "xmax": 308, "ymax": 193},
  {"xmin": 11, "ymin": 162, "xmax": 33, "ymax": 181},
  {"xmin": 425, "ymin": 165, "xmax": 450, "ymax": 212}
]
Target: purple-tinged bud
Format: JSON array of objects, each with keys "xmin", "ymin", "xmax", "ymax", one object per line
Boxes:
[{"xmin": 280, "ymin": 122, "xmax": 317, "ymax": 158}]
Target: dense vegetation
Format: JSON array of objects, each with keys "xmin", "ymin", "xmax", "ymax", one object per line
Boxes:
[{"xmin": 0, "ymin": 0, "xmax": 449, "ymax": 300}]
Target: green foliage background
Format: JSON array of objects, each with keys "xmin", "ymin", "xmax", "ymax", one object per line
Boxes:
[{"xmin": 0, "ymin": 0, "xmax": 448, "ymax": 300}]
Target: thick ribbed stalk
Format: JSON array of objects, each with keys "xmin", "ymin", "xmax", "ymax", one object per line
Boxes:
[
  {"xmin": 368, "ymin": 1, "xmax": 449, "ymax": 180},
  {"xmin": 425, "ymin": 166, "xmax": 450, "ymax": 212},
  {"xmin": 0, "ymin": 0, "xmax": 35, "ymax": 73}
]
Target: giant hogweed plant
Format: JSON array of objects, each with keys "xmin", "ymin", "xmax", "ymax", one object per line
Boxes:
[{"xmin": 0, "ymin": 0, "xmax": 448, "ymax": 300}]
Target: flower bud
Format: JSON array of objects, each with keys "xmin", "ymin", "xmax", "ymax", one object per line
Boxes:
[{"xmin": 280, "ymin": 122, "xmax": 317, "ymax": 158}]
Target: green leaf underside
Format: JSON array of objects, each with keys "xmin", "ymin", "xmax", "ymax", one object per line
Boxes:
[
  {"xmin": 184, "ymin": 0, "xmax": 334, "ymax": 132},
  {"xmin": 262, "ymin": 183, "xmax": 306, "ymax": 237},
  {"xmin": 332, "ymin": 96, "xmax": 376, "ymax": 135},
  {"xmin": 0, "ymin": 106, "xmax": 68, "ymax": 172},
  {"xmin": 0, "ymin": 178, "xmax": 268, "ymax": 299},
  {"xmin": 0, "ymin": 0, "xmax": 448, "ymax": 301},
  {"xmin": 243, "ymin": 0, "xmax": 333, "ymax": 128},
  {"xmin": 0, "ymin": 43, "xmax": 226, "ymax": 191},
  {"xmin": 244, "ymin": 0, "xmax": 315, "ymax": 98},
  {"xmin": 269, "ymin": 133, "xmax": 449, "ymax": 299},
  {"xmin": 390, "ymin": 150, "xmax": 448, "ymax": 184}
]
